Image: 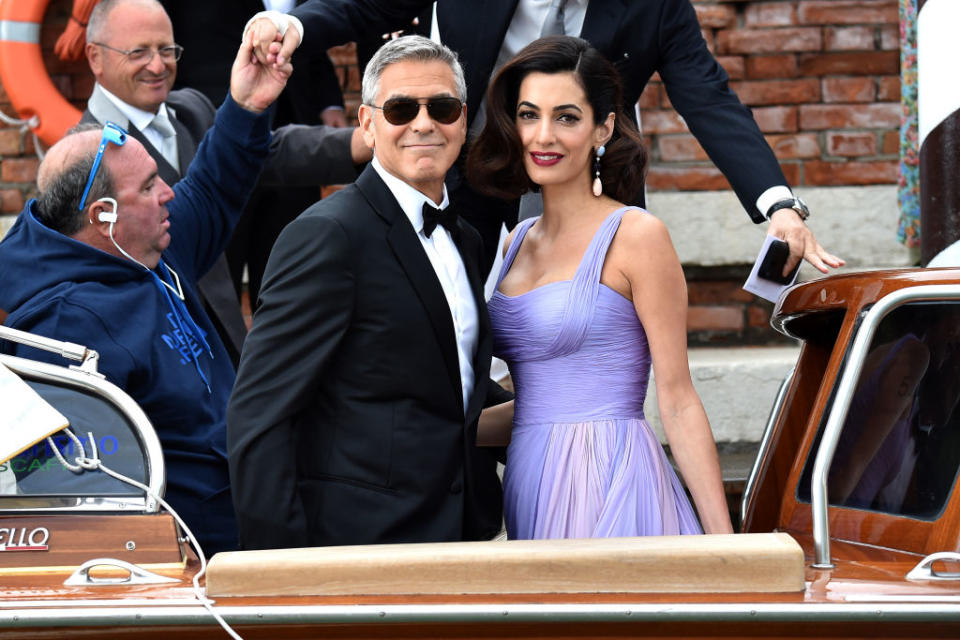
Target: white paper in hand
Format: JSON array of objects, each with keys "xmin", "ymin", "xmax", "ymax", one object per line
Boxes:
[
  {"xmin": 0, "ymin": 362, "xmax": 69, "ymax": 465},
  {"xmin": 743, "ymin": 234, "xmax": 800, "ymax": 304}
]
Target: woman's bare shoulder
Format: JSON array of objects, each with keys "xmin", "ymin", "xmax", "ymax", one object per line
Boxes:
[{"xmin": 614, "ymin": 207, "xmax": 673, "ymax": 256}]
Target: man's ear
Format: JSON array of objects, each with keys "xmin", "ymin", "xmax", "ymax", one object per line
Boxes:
[
  {"xmin": 87, "ymin": 200, "xmax": 117, "ymax": 234},
  {"xmin": 357, "ymin": 104, "xmax": 376, "ymax": 151},
  {"xmin": 86, "ymin": 42, "xmax": 103, "ymax": 77}
]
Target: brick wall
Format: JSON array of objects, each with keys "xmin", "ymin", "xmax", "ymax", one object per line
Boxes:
[
  {"xmin": 644, "ymin": 0, "xmax": 900, "ymax": 192},
  {"xmin": 323, "ymin": 0, "xmax": 903, "ymax": 192},
  {"xmin": 1, "ymin": 0, "xmax": 900, "ymax": 344}
]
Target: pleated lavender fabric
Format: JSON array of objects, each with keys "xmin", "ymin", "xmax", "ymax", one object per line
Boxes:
[{"xmin": 488, "ymin": 207, "xmax": 702, "ymax": 539}]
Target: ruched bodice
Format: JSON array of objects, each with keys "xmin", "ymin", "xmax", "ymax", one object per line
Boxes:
[
  {"xmin": 488, "ymin": 207, "xmax": 701, "ymax": 540},
  {"xmin": 491, "ymin": 281, "xmax": 650, "ymax": 425}
]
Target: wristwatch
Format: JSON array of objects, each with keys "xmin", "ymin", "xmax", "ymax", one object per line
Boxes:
[{"xmin": 766, "ymin": 195, "xmax": 810, "ymax": 221}]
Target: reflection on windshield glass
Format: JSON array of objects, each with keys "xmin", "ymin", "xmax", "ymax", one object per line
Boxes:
[
  {"xmin": 1, "ymin": 382, "xmax": 145, "ymax": 497},
  {"xmin": 799, "ymin": 301, "xmax": 960, "ymax": 520}
]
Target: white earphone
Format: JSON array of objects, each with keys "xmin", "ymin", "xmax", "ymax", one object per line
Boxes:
[{"xmin": 96, "ymin": 197, "xmax": 118, "ymax": 223}]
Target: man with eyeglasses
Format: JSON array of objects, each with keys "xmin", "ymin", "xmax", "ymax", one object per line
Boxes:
[
  {"xmin": 0, "ymin": 28, "xmax": 292, "ymax": 555},
  {"xmin": 81, "ymin": 0, "xmax": 369, "ymax": 366},
  {"xmin": 228, "ymin": 36, "xmax": 512, "ymax": 550}
]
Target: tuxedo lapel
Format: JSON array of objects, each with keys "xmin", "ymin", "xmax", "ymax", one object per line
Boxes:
[
  {"xmin": 356, "ymin": 168, "xmax": 464, "ymax": 406},
  {"xmin": 439, "ymin": 0, "xmax": 519, "ymax": 127},
  {"xmin": 580, "ymin": 0, "xmax": 628, "ymax": 58},
  {"xmin": 452, "ymin": 220, "xmax": 492, "ymax": 419}
]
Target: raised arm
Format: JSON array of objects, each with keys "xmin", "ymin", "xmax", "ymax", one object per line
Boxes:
[
  {"xmin": 247, "ymin": 0, "xmax": 430, "ymax": 67},
  {"xmin": 656, "ymin": 0, "xmax": 842, "ymax": 275}
]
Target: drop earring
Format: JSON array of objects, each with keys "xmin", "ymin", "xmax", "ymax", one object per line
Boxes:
[{"xmin": 592, "ymin": 145, "xmax": 605, "ymax": 197}]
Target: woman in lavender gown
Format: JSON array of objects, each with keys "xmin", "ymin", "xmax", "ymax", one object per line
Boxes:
[{"xmin": 467, "ymin": 36, "xmax": 733, "ymax": 539}]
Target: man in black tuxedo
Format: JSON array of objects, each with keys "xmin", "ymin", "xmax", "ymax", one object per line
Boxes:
[
  {"xmin": 250, "ymin": 0, "xmax": 842, "ymax": 277},
  {"xmin": 227, "ymin": 36, "xmax": 510, "ymax": 550},
  {"xmin": 82, "ymin": 0, "xmax": 365, "ymax": 364}
]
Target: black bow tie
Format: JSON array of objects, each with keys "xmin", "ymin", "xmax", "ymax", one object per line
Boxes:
[{"xmin": 422, "ymin": 202, "xmax": 459, "ymax": 239}]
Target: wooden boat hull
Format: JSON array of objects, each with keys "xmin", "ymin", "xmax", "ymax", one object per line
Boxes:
[
  {"xmin": 2, "ymin": 531, "xmax": 959, "ymax": 639},
  {"xmin": 4, "ymin": 268, "xmax": 960, "ymax": 638}
]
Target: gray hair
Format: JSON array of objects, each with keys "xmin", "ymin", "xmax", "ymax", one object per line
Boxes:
[
  {"xmin": 361, "ymin": 35, "xmax": 466, "ymax": 105},
  {"xmin": 35, "ymin": 125, "xmax": 115, "ymax": 235},
  {"xmin": 87, "ymin": 0, "xmax": 163, "ymax": 43}
]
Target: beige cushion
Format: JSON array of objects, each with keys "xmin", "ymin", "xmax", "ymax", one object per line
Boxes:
[{"xmin": 206, "ymin": 533, "xmax": 805, "ymax": 597}]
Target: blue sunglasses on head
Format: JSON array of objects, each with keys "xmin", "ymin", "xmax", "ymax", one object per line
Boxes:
[{"xmin": 78, "ymin": 121, "xmax": 129, "ymax": 211}]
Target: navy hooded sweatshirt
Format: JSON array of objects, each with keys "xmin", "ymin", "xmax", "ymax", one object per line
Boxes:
[{"xmin": 0, "ymin": 96, "xmax": 271, "ymax": 554}]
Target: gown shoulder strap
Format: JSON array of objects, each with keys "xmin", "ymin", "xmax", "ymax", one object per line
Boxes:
[{"xmin": 493, "ymin": 215, "xmax": 539, "ymax": 291}]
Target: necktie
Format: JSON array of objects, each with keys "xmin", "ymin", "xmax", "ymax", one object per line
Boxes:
[
  {"xmin": 150, "ymin": 111, "xmax": 180, "ymax": 173},
  {"xmin": 540, "ymin": 0, "xmax": 568, "ymax": 37},
  {"xmin": 422, "ymin": 202, "xmax": 459, "ymax": 239}
]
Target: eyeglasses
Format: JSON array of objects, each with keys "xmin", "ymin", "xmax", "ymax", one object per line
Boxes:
[
  {"xmin": 368, "ymin": 97, "xmax": 463, "ymax": 125},
  {"xmin": 78, "ymin": 121, "xmax": 128, "ymax": 211},
  {"xmin": 92, "ymin": 42, "xmax": 184, "ymax": 64}
]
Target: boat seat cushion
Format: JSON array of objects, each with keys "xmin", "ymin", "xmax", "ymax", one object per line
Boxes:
[{"xmin": 206, "ymin": 532, "xmax": 805, "ymax": 597}]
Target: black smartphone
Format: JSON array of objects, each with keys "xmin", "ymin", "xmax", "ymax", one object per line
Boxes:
[{"xmin": 757, "ymin": 239, "xmax": 799, "ymax": 285}]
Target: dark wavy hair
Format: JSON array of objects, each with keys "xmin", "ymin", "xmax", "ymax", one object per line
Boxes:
[{"xmin": 467, "ymin": 35, "xmax": 646, "ymax": 202}]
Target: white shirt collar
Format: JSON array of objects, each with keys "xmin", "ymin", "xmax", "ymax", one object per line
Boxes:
[
  {"xmin": 96, "ymin": 83, "xmax": 176, "ymax": 132},
  {"xmin": 370, "ymin": 156, "xmax": 449, "ymax": 235},
  {"xmin": 262, "ymin": 0, "xmax": 296, "ymax": 12}
]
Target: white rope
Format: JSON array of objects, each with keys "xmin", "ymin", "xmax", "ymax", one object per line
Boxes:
[
  {"xmin": 45, "ymin": 428, "xmax": 245, "ymax": 640},
  {"xmin": 0, "ymin": 106, "xmax": 45, "ymax": 161}
]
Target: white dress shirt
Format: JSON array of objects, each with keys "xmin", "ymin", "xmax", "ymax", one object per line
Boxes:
[
  {"xmin": 494, "ymin": 0, "xmax": 589, "ymax": 70},
  {"xmin": 371, "ymin": 157, "xmax": 479, "ymax": 413},
  {"xmin": 467, "ymin": 0, "xmax": 588, "ymax": 140},
  {"xmin": 262, "ymin": 0, "xmax": 296, "ymax": 12},
  {"xmin": 96, "ymin": 84, "xmax": 178, "ymax": 163}
]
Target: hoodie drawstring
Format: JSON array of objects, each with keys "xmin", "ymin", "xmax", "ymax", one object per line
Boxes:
[{"xmin": 152, "ymin": 260, "xmax": 213, "ymax": 394}]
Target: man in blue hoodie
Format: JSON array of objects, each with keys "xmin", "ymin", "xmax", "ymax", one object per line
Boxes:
[{"xmin": 0, "ymin": 33, "xmax": 291, "ymax": 555}]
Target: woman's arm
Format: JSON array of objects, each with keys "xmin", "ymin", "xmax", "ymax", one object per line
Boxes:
[
  {"xmin": 477, "ymin": 399, "xmax": 515, "ymax": 447},
  {"xmin": 613, "ymin": 211, "xmax": 733, "ymax": 534}
]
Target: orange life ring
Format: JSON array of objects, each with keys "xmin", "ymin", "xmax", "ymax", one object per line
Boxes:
[{"xmin": 0, "ymin": 0, "xmax": 82, "ymax": 146}]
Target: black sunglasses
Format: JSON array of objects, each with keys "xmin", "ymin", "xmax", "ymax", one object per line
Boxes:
[{"xmin": 369, "ymin": 97, "xmax": 463, "ymax": 125}]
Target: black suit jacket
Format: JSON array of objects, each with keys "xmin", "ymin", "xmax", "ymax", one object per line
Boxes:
[
  {"xmin": 293, "ymin": 0, "xmax": 786, "ymax": 222},
  {"xmin": 227, "ymin": 165, "xmax": 506, "ymax": 550},
  {"xmin": 161, "ymin": 0, "xmax": 344, "ymax": 117}
]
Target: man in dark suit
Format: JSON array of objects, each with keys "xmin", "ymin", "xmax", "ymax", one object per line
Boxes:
[
  {"xmin": 160, "ymin": 0, "xmax": 352, "ymax": 307},
  {"xmin": 82, "ymin": 0, "xmax": 365, "ymax": 364},
  {"xmin": 161, "ymin": 0, "xmax": 345, "ymax": 124},
  {"xmin": 227, "ymin": 36, "xmax": 510, "ymax": 550},
  {"xmin": 250, "ymin": 0, "xmax": 843, "ymax": 277}
]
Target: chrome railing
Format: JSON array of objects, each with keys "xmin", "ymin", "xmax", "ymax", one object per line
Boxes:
[
  {"xmin": 810, "ymin": 284, "xmax": 960, "ymax": 568},
  {"xmin": 0, "ymin": 329, "xmax": 165, "ymax": 512},
  {"xmin": 0, "ymin": 325, "xmax": 100, "ymax": 374}
]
